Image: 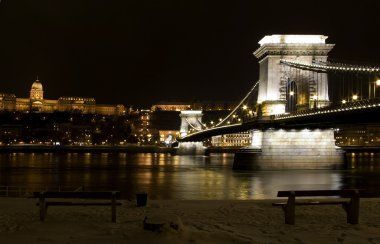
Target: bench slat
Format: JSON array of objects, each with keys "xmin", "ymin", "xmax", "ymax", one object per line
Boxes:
[
  {"xmin": 277, "ymin": 189, "xmax": 359, "ymax": 197},
  {"xmin": 272, "ymin": 201, "xmax": 347, "ymax": 206},
  {"xmin": 37, "ymin": 202, "xmax": 122, "ymax": 206},
  {"xmin": 33, "ymin": 191, "xmax": 120, "ymax": 199}
]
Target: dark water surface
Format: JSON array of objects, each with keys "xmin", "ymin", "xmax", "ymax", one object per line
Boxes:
[{"xmin": 1, "ymin": 152, "xmax": 380, "ymax": 199}]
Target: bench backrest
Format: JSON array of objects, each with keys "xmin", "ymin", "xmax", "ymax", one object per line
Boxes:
[
  {"xmin": 277, "ymin": 189, "xmax": 360, "ymax": 198},
  {"xmin": 33, "ymin": 191, "xmax": 120, "ymax": 199}
]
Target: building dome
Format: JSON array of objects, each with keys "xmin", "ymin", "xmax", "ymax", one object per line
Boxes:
[
  {"xmin": 30, "ymin": 78, "xmax": 44, "ymax": 100},
  {"xmin": 31, "ymin": 79, "xmax": 43, "ymax": 91}
]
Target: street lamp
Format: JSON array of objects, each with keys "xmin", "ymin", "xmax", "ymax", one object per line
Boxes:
[
  {"xmin": 369, "ymin": 79, "xmax": 380, "ymax": 99},
  {"xmin": 375, "ymin": 80, "xmax": 380, "ymax": 98},
  {"xmin": 312, "ymin": 95, "xmax": 318, "ymax": 109},
  {"xmin": 288, "ymin": 91, "xmax": 295, "ymax": 113}
]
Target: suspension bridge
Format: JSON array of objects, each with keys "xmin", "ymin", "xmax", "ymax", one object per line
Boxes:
[{"xmin": 176, "ymin": 34, "xmax": 380, "ymax": 170}]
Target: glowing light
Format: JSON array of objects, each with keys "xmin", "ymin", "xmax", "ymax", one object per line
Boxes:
[
  {"xmin": 266, "ymin": 93, "xmax": 278, "ymax": 100},
  {"xmin": 242, "ymin": 105, "xmax": 247, "ymax": 110},
  {"xmin": 376, "ymin": 80, "xmax": 380, "ymax": 86},
  {"xmin": 270, "ymin": 104, "xmax": 286, "ymax": 115},
  {"xmin": 258, "ymin": 35, "xmax": 327, "ymax": 46},
  {"xmin": 181, "ymin": 110, "xmax": 203, "ymax": 115},
  {"xmin": 289, "ymin": 91, "xmax": 294, "ymax": 96},
  {"xmin": 342, "ymin": 100, "xmax": 347, "ymax": 104},
  {"xmin": 352, "ymin": 95, "xmax": 358, "ymax": 100}
]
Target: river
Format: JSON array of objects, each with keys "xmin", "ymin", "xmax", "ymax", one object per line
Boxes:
[{"xmin": 0, "ymin": 152, "xmax": 379, "ymax": 199}]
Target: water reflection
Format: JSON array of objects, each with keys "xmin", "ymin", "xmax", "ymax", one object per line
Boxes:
[{"xmin": 0, "ymin": 152, "xmax": 380, "ymax": 199}]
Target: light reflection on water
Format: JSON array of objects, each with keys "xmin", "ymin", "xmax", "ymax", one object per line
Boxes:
[{"xmin": 0, "ymin": 152, "xmax": 380, "ymax": 199}]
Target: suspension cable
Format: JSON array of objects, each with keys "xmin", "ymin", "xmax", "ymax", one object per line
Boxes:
[
  {"xmin": 280, "ymin": 59, "xmax": 380, "ymax": 73},
  {"xmin": 215, "ymin": 80, "xmax": 260, "ymax": 127},
  {"xmin": 185, "ymin": 118, "xmax": 202, "ymax": 131}
]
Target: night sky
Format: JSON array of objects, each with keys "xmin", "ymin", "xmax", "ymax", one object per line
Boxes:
[{"xmin": 1, "ymin": 0, "xmax": 380, "ymax": 108}]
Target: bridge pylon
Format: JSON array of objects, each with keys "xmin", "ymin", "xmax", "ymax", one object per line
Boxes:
[
  {"xmin": 179, "ymin": 110, "xmax": 203, "ymax": 138},
  {"xmin": 177, "ymin": 110, "xmax": 206, "ymax": 155},
  {"xmin": 253, "ymin": 35, "xmax": 334, "ymax": 116},
  {"xmin": 232, "ymin": 35, "xmax": 345, "ymax": 170}
]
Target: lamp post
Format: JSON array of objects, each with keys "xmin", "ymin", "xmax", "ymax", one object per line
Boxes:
[
  {"xmin": 289, "ymin": 91, "xmax": 295, "ymax": 112},
  {"xmin": 369, "ymin": 79, "xmax": 380, "ymax": 99},
  {"xmin": 375, "ymin": 80, "xmax": 380, "ymax": 98},
  {"xmin": 312, "ymin": 95, "xmax": 318, "ymax": 109}
]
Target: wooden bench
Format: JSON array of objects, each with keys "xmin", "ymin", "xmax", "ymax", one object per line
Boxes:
[
  {"xmin": 33, "ymin": 191, "xmax": 121, "ymax": 223},
  {"xmin": 272, "ymin": 189, "xmax": 360, "ymax": 225}
]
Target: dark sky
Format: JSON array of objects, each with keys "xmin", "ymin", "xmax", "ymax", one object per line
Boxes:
[{"xmin": 1, "ymin": 0, "xmax": 380, "ymax": 108}]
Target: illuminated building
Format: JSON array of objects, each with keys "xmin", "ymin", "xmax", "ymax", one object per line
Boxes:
[
  {"xmin": 0, "ymin": 93, "xmax": 16, "ymax": 110},
  {"xmin": 151, "ymin": 101, "xmax": 238, "ymax": 111},
  {"xmin": 211, "ymin": 131, "xmax": 252, "ymax": 147},
  {"xmin": 335, "ymin": 125, "xmax": 380, "ymax": 147},
  {"xmin": 151, "ymin": 102, "xmax": 191, "ymax": 111},
  {"xmin": 0, "ymin": 78, "xmax": 125, "ymax": 116},
  {"xmin": 138, "ymin": 109, "xmax": 152, "ymax": 143},
  {"xmin": 191, "ymin": 101, "xmax": 237, "ymax": 111}
]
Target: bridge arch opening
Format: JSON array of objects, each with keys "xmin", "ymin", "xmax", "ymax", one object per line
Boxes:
[{"xmin": 285, "ymin": 79, "xmax": 297, "ymax": 113}]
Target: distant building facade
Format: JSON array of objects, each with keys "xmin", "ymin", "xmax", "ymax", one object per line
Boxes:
[
  {"xmin": 151, "ymin": 102, "xmax": 191, "ymax": 111},
  {"xmin": 335, "ymin": 125, "xmax": 380, "ymax": 147},
  {"xmin": 211, "ymin": 131, "xmax": 252, "ymax": 147},
  {"xmin": 191, "ymin": 101, "xmax": 237, "ymax": 111},
  {"xmin": 151, "ymin": 101, "xmax": 238, "ymax": 112},
  {"xmin": 0, "ymin": 79, "xmax": 125, "ymax": 116}
]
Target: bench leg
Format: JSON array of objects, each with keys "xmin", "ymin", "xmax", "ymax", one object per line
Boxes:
[
  {"xmin": 111, "ymin": 193, "xmax": 116, "ymax": 223},
  {"xmin": 347, "ymin": 192, "xmax": 360, "ymax": 224},
  {"xmin": 39, "ymin": 196, "xmax": 47, "ymax": 221},
  {"xmin": 284, "ymin": 192, "xmax": 295, "ymax": 225}
]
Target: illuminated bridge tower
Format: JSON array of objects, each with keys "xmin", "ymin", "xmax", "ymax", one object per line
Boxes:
[
  {"xmin": 177, "ymin": 110, "xmax": 206, "ymax": 154},
  {"xmin": 234, "ymin": 35, "xmax": 344, "ymax": 170},
  {"xmin": 253, "ymin": 35, "xmax": 334, "ymax": 115},
  {"xmin": 179, "ymin": 110, "xmax": 203, "ymax": 137}
]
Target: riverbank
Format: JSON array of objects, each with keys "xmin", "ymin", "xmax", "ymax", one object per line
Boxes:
[
  {"xmin": 0, "ymin": 145, "xmax": 242, "ymax": 154},
  {"xmin": 0, "ymin": 197, "xmax": 379, "ymax": 243},
  {"xmin": 0, "ymin": 144, "xmax": 176, "ymax": 154}
]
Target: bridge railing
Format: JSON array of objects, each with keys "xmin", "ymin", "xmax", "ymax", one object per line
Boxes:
[{"xmin": 274, "ymin": 98, "xmax": 380, "ymax": 120}]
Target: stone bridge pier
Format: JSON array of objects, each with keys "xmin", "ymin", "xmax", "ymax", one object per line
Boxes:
[{"xmin": 233, "ymin": 128, "xmax": 345, "ymax": 170}]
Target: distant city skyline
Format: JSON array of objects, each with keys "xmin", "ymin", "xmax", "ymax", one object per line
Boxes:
[{"xmin": 1, "ymin": 0, "xmax": 380, "ymax": 107}]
